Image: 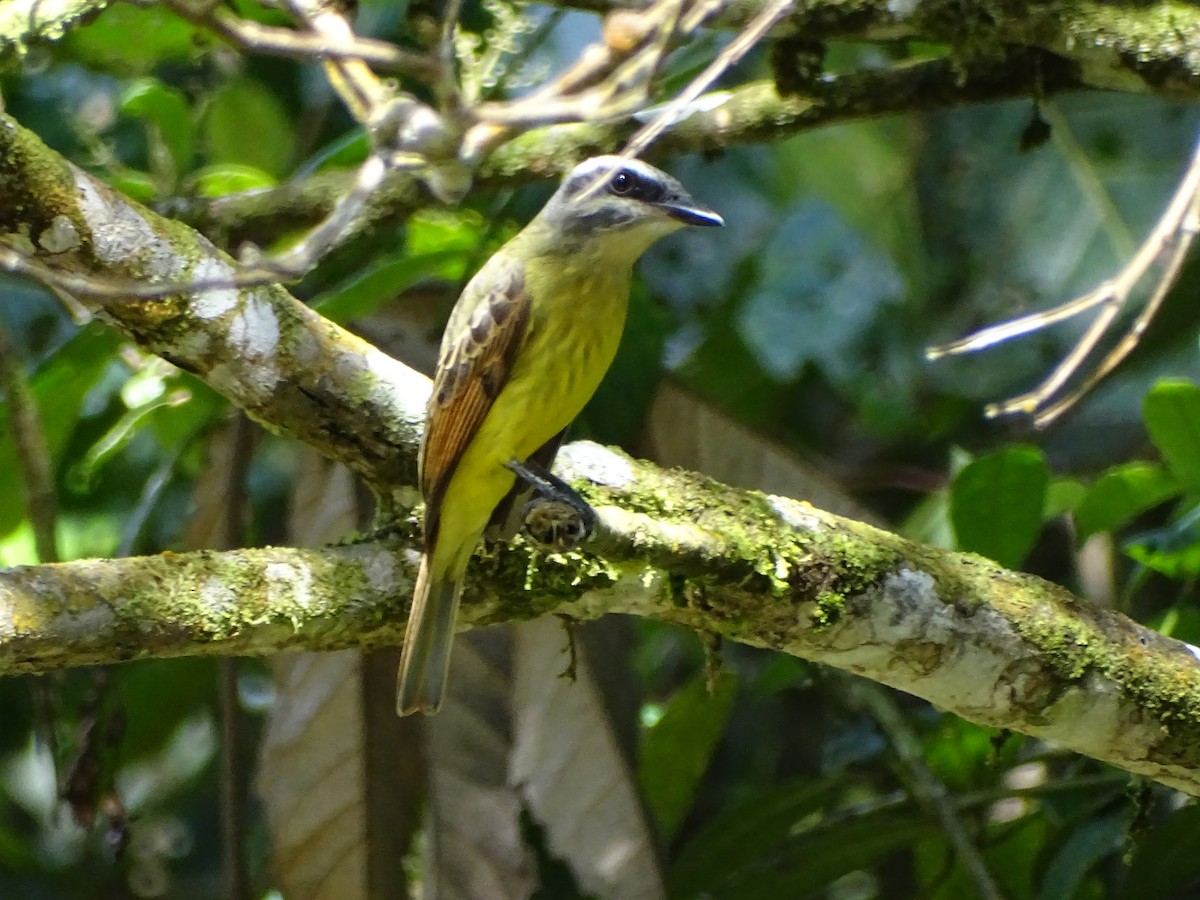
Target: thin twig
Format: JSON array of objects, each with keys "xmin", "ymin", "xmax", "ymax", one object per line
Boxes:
[
  {"xmin": 0, "ymin": 319, "xmax": 63, "ymax": 788},
  {"xmin": 0, "ymin": 322, "xmax": 58, "ymax": 564},
  {"xmin": 927, "ymin": 131, "xmax": 1200, "ymax": 427},
  {"xmin": 215, "ymin": 416, "xmax": 257, "ymax": 900},
  {"xmin": 847, "ymin": 678, "xmax": 1004, "ymax": 900},
  {"xmin": 620, "ymin": 0, "xmax": 791, "ymax": 160},
  {"xmin": 164, "ymin": 0, "xmax": 440, "ymax": 78}
]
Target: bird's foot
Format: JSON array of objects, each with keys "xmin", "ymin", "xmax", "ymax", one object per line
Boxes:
[
  {"xmin": 523, "ymin": 498, "xmax": 594, "ymax": 550},
  {"xmin": 506, "ymin": 458, "xmax": 597, "ymax": 551}
]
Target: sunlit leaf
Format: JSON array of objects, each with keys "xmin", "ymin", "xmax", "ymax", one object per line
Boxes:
[
  {"xmin": 0, "ymin": 325, "xmax": 119, "ymax": 537},
  {"xmin": 120, "ymin": 78, "xmax": 195, "ymax": 183},
  {"xmin": 951, "ymin": 446, "xmax": 1048, "ymax": 568},
  {"xmin": 192, "ymin": 163, "xmax": 278, "ymax": 198},
  {"xmin": 66, "ymin": 4, "xmax": 202, "ymax": 74},
  {"xmin": 1075, "ymin": 462, "xmax": 1179, "ymax": 540},
  {"xmin": 1142, "ymin": 380, "xmax": 1200, "ymax": 494},
  {"xmin": 107, "ymin": 170, "xmax": 158, "ymax": 203},
  {"xmin": 203, "ymin": 78, "xmax": 294, "ymax": 177},
  {"xmin": 1045, "ymin": 477, "xmax": 1087, "ymax": 519}
]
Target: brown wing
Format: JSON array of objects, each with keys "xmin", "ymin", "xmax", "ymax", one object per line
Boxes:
[{"xmin": 419, "ymin": 254, "xmax": 530, "ymax": 548}]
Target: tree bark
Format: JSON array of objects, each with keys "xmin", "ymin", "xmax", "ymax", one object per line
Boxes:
[{"xmin": 3, "ymin": 439, "xmax": 1200, "ymax": 794}]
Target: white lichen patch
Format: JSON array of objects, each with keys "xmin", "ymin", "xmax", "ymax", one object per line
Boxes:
[
  {"xmin": 48, "ymin": 604, "xmax": 115, "ymax": 644},
  {"xmin": 265, "ymin": 561, "xmax": 311, "ymax": 612},
  {"xmin": 557, "ymin": 441, "xmax": 635, "ymax": 488},
  {"xmin": 883, "ymin": 568, "xmax": 937, "ymax": 606},
  {"xmin": 190, "ymin": 257, "xmax": 240, "ymax": 320},
  {"xmin": 290, "ymin": 327, "xmax": 323, "ymax": 369},
  {"xmin": 363, "ymin": 550, "xmax": 399, "ymax": 593},
  {"xmin": 75, "ymin": 175, "xmax": 179, "ymax": 276},
  {"xmin": 37, "ymin": 215, "xmax": 81, "ymax": 254},
  {"xmin": 199, "ymin": 576, "xmax": 237, "ymax": 620},
  {"xmin": 769, "ymin": 495, "xmax": 822, "ymax": 531},
  {"xmin": 886, "ymin": 0, "xmax": 919, "ymax": 17},
  {"xmin": 363, "ymin": 345, "xmax": 433, "ymax": 421},
  {"xmin": 229, "ymin": 294, "xmax": 280, "ymax": 359}
]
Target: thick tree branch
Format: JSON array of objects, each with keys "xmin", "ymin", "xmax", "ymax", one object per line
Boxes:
[
  {"xmin": 571, "ymin": 0, "xmax": 1200, "ymax": 96},
  {"xmin": 0, "ymin": 115, "xmax": 425, "ymax": 495},
  {"xmin": 3, "ymin": 440, "xmax": 1200, "ymax": 795}
]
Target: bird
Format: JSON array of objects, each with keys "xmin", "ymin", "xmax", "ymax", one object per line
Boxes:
[{"xmin": 397, "ymin": 155, "xmax": 723, "ymax": 715}]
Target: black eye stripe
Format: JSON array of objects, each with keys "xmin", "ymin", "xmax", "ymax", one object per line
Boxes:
[{"xmin": 608, "ymin": 168, "xmax": 665, "ymax": 202}]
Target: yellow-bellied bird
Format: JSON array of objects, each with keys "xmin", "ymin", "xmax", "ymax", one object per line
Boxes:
[{"xmin": 397, "ymin": 156, "xmax": 723, "ymax": 715}]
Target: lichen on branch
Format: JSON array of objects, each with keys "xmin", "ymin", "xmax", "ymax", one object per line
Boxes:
[{"xmin": 3, "ymin": 441, "xmax": 1200, "ymax": 795}]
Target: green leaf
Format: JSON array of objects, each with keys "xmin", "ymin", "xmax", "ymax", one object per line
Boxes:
[
  {"xmin": 314, "ymin": 250, "xmax": 463, "ymax": 324},
  {"xmin": 0, "ymin": 325, "xmax": 120, "ymax": 539},
  {"xmin": 1038, "ymin": 809, "xmax": 1132, "ymax": 900},
  {"xmin": 1117, "ymin": 803, "xmax": 1200, "ymax": 900},
  {"xmin": 919, "ymin": 814, "xmax": 1047, "ymax": 900},
  {"xmin": 192, "ymin": 164, "xmax": 278, "ymax": 198},
  {"xmin": 1149, "ymin": 602, "xmax": 1200, "ymax": 644},
  {"xmin": 640, "ymin": 672, "xmax": 737, "ymax": 844},
  {"xmin": 1075, "ymin": 463, "xmax": 1179, "ymax": 540},
  {"xmin": 1143, "ymin": 380, "xmax": 1200, "ymax": 494},
  {"xmin": 900, "ymin": 487, "xmax": 953, "ymax": 548},
  {"xmin": 1125, "ymin": 503, "xmax": 1200, "ymax": 579},
  {"xmin": 66, "ymin": 4, "xmax": 202, "ymax": 74},
  {"xmin": 67, "ymin": 390, "xmax": 190, "ymax": 491},
  {"xmin": 700, "ymin": 807, "xmax": 936, "ymax": 899},
  {"xmin": 950, "ymin": 445, "xmax": 1049, "ymax": 568},
  {"xmin": 120, "ymin": 78, "xmax": 195, "ymax": 183},
  {"xmin": 1045, "ymin": 477, "xmax": 1087, "ymax": 519},
  {"xmin": 203, "ymin": 78, "xmax": 293, "ymax": 177},
  {"xmin": 668, "ymin": 777, "xmax": 844, "ymax": 899},
  {"xmin": 295, "ymin": 129, "xmax": 370, "ymax": 177},
  {"xmin": 108, "ymin": 170, "xmax": 159, "ymax": 203}
]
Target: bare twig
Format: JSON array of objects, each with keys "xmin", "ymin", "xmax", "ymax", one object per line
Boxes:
[
  {"xmin": 620, "ymin": 0, "xmax": 792, "ymax": 160},
  {"xmin": 847, "ymin": 678, "xmax": 1003, "ymax": 900},
  {"xmin": 0, "ymin": 318, "xmax": 64, "ymax": 789},
  {"xmin": 927, "ymin": 131, "xmax": 1200, "ymax": 427},
  {"xmin": 0, "ymin": 322, "xmax": 58, "ymax": 564},
  {"xmin": 163, "ymin": 0, "xmax": 440, "ymax": 78},
  {"xmin": 216, "ymin": 417, "xmax": 256, "ymax": 900}
]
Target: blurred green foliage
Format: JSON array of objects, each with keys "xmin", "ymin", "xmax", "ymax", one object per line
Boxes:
[{"xmin": 5, "ymin": 0, "xmax": 1200, "ymax": 897}]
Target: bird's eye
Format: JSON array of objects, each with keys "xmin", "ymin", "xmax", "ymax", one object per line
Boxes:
[{"xmin": 610, "ymin": 170, "xmax": 635, "ymax": 195}]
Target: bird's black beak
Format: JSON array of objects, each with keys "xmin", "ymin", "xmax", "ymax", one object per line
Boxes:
[{"xmin": 661, "ymin": 196, "xmax": 724, "ymax": 227}]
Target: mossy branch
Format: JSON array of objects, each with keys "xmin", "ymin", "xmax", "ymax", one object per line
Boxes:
[
  {"xmin": 3, "ymin": 439, "xmax": 1200, "ymax": 795},
  {"xmin": 0, "ymin": 114, "xmax": 425, "ymax": 495}
]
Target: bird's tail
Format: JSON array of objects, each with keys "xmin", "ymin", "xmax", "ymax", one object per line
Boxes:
[{"xmin": 397, "ymin": 553, "xmax": 463, "ymax": 716}]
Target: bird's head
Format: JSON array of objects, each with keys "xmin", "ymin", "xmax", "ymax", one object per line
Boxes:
[{"xmin": 534, "ymin": 156, "xmax": 723, "ymax": 260}]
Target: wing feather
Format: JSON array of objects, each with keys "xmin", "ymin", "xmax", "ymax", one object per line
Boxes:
[{"xmin": 419, "ymin": 255, "xmax": 530, "ymax": 547}]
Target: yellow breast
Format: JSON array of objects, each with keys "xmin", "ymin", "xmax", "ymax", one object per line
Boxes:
[{"xmin": 430, "ymin": 261, "xmax": 632, "ymax": 573}]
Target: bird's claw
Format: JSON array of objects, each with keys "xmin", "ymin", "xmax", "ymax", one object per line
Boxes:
[
  {"xmin": 522, "ymin": 496, "xmax": 596, "ymax": 550},
  {"xmin": 506, "ymin": 457, "xmax": 597, "ymax": 551}
]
